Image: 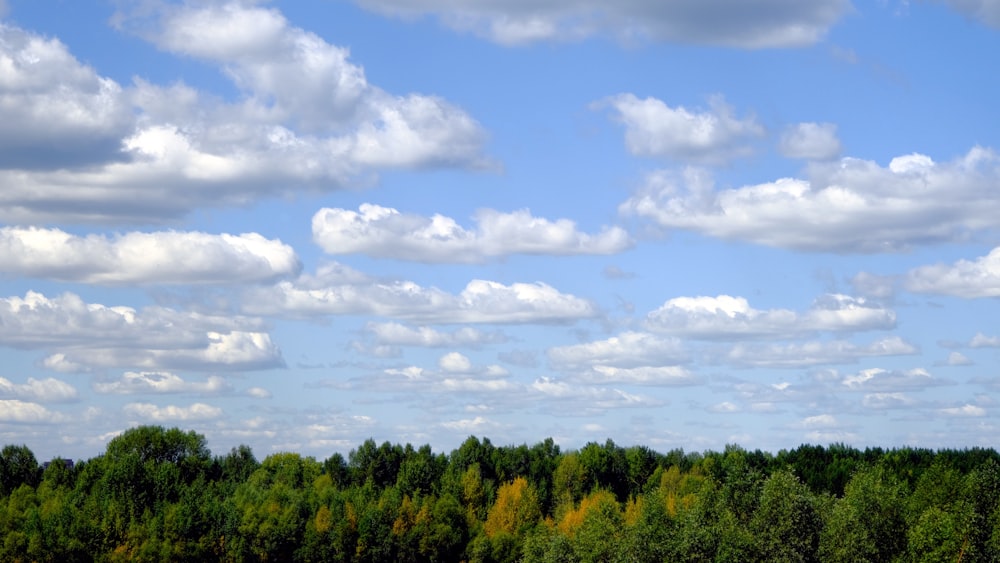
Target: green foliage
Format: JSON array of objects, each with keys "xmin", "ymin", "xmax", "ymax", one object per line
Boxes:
[{"xmin": 3, "ymin": 431, "xmax": 1000, "ymax": 562}]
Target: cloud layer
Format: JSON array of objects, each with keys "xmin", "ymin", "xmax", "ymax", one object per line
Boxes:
[{"xmin": 312, "ymin": 204, "xmax": 631, "ymax": 262}]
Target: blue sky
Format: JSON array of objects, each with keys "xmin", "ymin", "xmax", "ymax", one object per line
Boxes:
[{"xmin": 2, "ymin": 0, "xmax": 1000, "ymax": 461}]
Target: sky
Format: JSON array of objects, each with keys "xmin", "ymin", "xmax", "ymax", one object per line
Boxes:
[{"xmin": 1, "ymin": 0, "xmax": 1000, "ymax": 462}]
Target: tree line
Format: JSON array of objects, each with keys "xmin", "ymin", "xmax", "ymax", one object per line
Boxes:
[{"xmin": 2, "ymin": 425, "xmax": 1000, "ymax": 561}]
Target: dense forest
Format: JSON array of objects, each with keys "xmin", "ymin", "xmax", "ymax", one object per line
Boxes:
[{"xmin": 2, "ymin": 426, "xmax": 1000, "ymax": 562}]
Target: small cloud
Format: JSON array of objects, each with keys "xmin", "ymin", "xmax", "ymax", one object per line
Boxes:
[
  {"xmin": 709, "ymin": 401, "xmax": 740, "ymax": 413},
  {"xmin": 940, "ymin": 404, "xmax": 986, "ymax": 417},
  {"xmin": 439, "ymin": 352, "xmax": 473, "ymax": 373},
  {"xmin": 603, "ymin": 265, "xmax": 636, "ymax": 279},
  {"xmin": 245, "ymin": 387, "xmax": 272, "ymax": 399},
  {"xmin": 971, "ymin": 333, "xmax": 1000, "ymax": 348},
  {"xmin": 944, "ymin": 352, "xmax": 974, "ymax": 366}
]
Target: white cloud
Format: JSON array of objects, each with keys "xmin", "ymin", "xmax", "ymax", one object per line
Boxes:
[
  {"xmin": 939, "ymin": 0, "xmax": 1000, "ymax": 28},
  {"xmin": 841, "ymin": 367, "xmax": 941, "ymax": 391},
  {"xmin": 93, "ymin": 372, "xmax": 234, "ymax": 395},
  {"xmin": 645, "ymin": 293, "xmax": 895, "ymax": 339},
  {"xmin": 439, "ymin": 352, "xmax": 473, "ymax": 373},
  {"xmin": 779, "ymin": 122, "xmax": 841, "ymax": 160},
  {"xmin": 579, "ymin": 365, "xmax": 697, "ymax": 386},
  {"xmin": 0, "ymin": 227, "xmax": 299, "ymax": 284},
  {"xmin": 123, "ymin": 402, "xmax": 224, "ymax": 422},
  {"xmin": 0, "ymin": 291, "xmax": 282, "ymax": 372},
  {"xmin": 620, "ymin": 147, "xmax": 1000, "ymax": 253},
  {"xmin": 904, "ymin": 246, "xmax": 1000, "ymax": 297},
  {"xmin": 971, "ymin": 333, "xmax": 1000, "ymax": 348},
  {"xmin": 800, "ymin": 413, "xmax": 838, "ymax": 427},
  {"xmin": 246, "ymin": 387, "xmax": 272, "ymax": 399},
  {"xmin": 0, "ymin": 377, "xmax": 78, "ymax": 403},
  {"xmin": 440, "ymin": 416, "xmax": 497, "ymax": 432},
  {"xmin": 0, "ymin": 23, "xmax": 134, "ymax": 169},
  {"xmin": 939, "ymin": 403, "xmax": 987, "ymax": 417},
  {"xmin": 0, "ymin": 399, "xmax": 65, "ymax": 423},
  {"xmin": 600, "ymin": 94, "xmax": 764, "ymax": 164},
  {"xmin": 530, "ymin": 377, "xmax": 657, "ymax": 410},
  {"xmin": 352, "ymin": 0, "xmax": 849, "ymax": 48},
  {"xmin": 862, "ymin": 392, "xmax": 917, "ymax": 409},
  {"xmin": 0, "ymin": 4, "xmax": 488, "ymax": 223},
  {"xmin": 365, "ymin": 322, "xmax": 506, "ymax": 348},
  {"xmin": 244, "ymin": 263, "xmax": 597, "ymax": 324},
  {"xmin": 945, "ymin": 352, "xmax": 974, "ymax": 366},
  {"xmin": 312, "ymin": 204, "xmax": 631, "ymax": 262},
  {"xmin": 710, "ymin": 401, "xmax": 740, "ymax": 413},
  {"xmin": 547, "ymin": 331, "xmax": 687, "ymax": 370},
  {"xmin": 727, "ymin": 337, "xmax": 919, "ymax": 368}
]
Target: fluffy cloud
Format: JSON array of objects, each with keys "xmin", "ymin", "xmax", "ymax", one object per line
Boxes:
[
  {"xmin": 93, "ymin": 372, "xmax": 234, "ymax": 395},
  {"xmin": 600, "ymin": 94, "xmax": 764, "ymax": 164},
  {"xmin": 244, "ymin": 263, "xmax": 597, "ymax": 324},
  {"xmin": 0, "ymin": 377, "xmax": 78, "ymax": 403},
  {"xmin": 971, "ymin": 333, "xmax": 1000, "ymax": 348},
  {"xmin": 547, "ymin": 331, "xmax": 687, "ymax": 370},
  {"xmin": 620, "ymin": 147, "xmax": 1000, "ymax": 253},
  {"xmin": 778, "ymin": 122, "xmax": 841, "ymax": 160},
  {"xmin": 312, "ymin": 204, "xmax": 631, "ymax": 262},
  {"xmin": 352, "ymin": 0, "xmax": 849, "ymax": 48},
  {"xmin": 365, "ymin": 322, "xmax": 506, "ymax": 348},
  {"xmin": 0, "ymin": 23, "xmax": 134, "ymax": 168},
  {"xmin": 904, "ymin": 246, "xmax": 1000, "ymax": 297},
  {"xmin": 123, "ymin": 402, "xmax": 224, "ymax": 422},
  {"xmin": 727, "ymin": 337, "xmax": 919, "ymax": 368},
  {"xmin": 0, "ymin": 399, "xmax": 65, "ymax": 423},
  {"xmin": 0, "ymin": 291, "xmax": 281, "ymax": 371},
  {"xmin": 646, "ymin": 294, "xmax": 895, "ymax": 339},
  {"xmin": 840, "ymin": 367, "xmax": 944, "ymax": 391},
  {"xmin": 0, "ymin": 227, "xmax": 299, "ymax": 284},
  {"xmin": 0, "ymin": 3, "xmax": 488, "ymax": 223},
  {"xmin": 575, "ymin": 365, "xmax": 697, "ymax": 386}
]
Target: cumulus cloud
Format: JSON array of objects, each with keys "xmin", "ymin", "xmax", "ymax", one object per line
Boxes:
[
  {"xmin": 862, "ymin": 392, "xmax": 918, "ymax": 409},
  {"xmin": 904, "ymin": 246, "xmax": 1000, "ymax": 297},
  {"xmin": 0, "ymin": 23, "xmax": 134, "ymax": 169},
  {"xmin": 939, "ymin": 403, "xmax": 987, "ymax": 417},
  {"xmin": 438, "ymin": 352, "xmax": 474, "ymax": 373},
  {"xmin": 352, "ymin": 0, "xmax": 849, "ymax": 47},
  {"xmin": 0, "ymin": 377, "xmax": 78, "ymax": 403},
  {"xmin": 645, "ymin": 293, "xmax": 895, "ymax": 339},
  {"xmin": 575, "ymin": 365, "xmax": 698, "ymax": 386},
  {"xmin": 0, "ymin": 3, "xmax": 488, "ymax": 223},
  {"xmin": 599, "ymin": 94, "xmax": 764, "ymax": 164},
  {"xmin": 312, "ymin": 204, "xmax": 631, "ymax": 262},
  {"xmin": 0, "ymin": 291, "xmax": 282, "ymax": 371},
  {"xmin": 840, "ymin": 367, "xmax": 944, "ymax": 391},
  {"xmin": 779, "ymin": 122, "xmax": 842, "ymax": 160},
  {"xmin": 244, "ymin": 263, "xmax": 597, "ymax": 324},
  {"xmin": 726, "ymin": 336, "xmax": 919, "ymax": 368},
  {"xmin": 365, "ymin": 322, "xmax": 506, "ymax": 348},
  {"xmin": 123, "ymin": 402, "xmax": 224, "ymax": 422},
  {"xmin": 0, "ymin": 227, "xmax": 299, "ymax": 284},
  {"xmin": 971, "ymin": 333, "xmax": 1000, "ymax": 348},
  {"xmin": 93, "ymin": 372, "xmax": 234, "ymax": 395},
  {"xmin": 530, "ymin": 377, "xmax": 658, "ymax": 411},
  {"xmin": 0, "ymin": 399, "xmax": 65, "ymax": 423},
  {"xmin": 547, "ymin": 331, "xmax": 687, "ymax": 370},
  {"xmin": 620, "ymin": 147, "xmax": 1000, "ymax": 253}
]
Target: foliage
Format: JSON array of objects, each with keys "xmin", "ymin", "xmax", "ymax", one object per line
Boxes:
[{"xmin": 2, "ymin": 426, "xmax": 1000, "ymax": 561}]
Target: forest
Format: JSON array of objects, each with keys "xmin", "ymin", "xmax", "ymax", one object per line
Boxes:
[{"xmin": 2, "ymin": 426, "xmax": 1000, "ymax": 562}]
